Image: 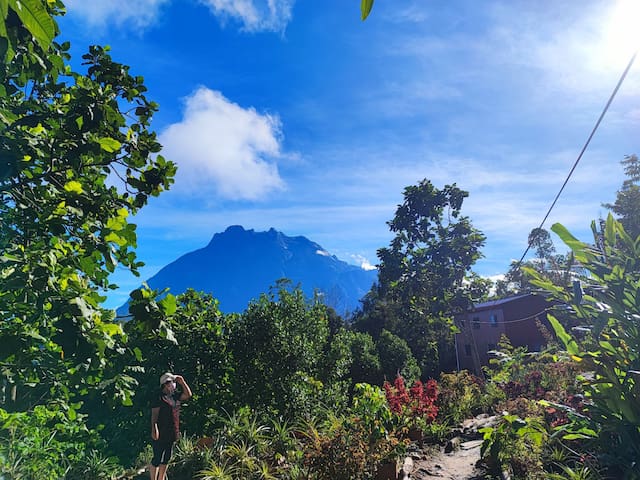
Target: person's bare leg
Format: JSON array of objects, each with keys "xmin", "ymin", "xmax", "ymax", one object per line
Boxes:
[
  {"xmin": 149, "ymin": 464, "xmax": 158, "ymax": 480},
  {"xmin": 157, "ymin": 464, "xmax": 168, "ymax": 480}
]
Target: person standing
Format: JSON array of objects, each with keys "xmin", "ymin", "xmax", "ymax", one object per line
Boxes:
[{"xmin": 150, "ymin": 372, "xmax": 192, "ymax": 480}]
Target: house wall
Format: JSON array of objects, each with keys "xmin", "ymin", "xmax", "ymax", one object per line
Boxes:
[
  {"xmin": 455, "ymin": 294, "xmax": 551, "ymax": 374},
  {"xmin": 502, "ymin": 295, "xmax": 550, "ymax": 352},
  {"xmin": 456, "ymin": 309, "xmax": 506, "ymax": 371}
]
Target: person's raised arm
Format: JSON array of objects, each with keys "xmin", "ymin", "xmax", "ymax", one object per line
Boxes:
[{"xmin": 174, "ymin": 375, "xmax": 192, "ymax": 401}]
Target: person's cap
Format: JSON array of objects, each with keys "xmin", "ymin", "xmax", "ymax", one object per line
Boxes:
[{"xmin": 159, "ymin": 372, "xmax": 176, "ymax": 385}]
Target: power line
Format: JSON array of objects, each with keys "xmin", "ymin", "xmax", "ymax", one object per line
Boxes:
[
  {"xmin": 461, "ymin": 307, "xmax": 552, "ymax": 325},
  {"xmin": 516, "ymin": 48, "xmax": 639, "ymax": 267}
]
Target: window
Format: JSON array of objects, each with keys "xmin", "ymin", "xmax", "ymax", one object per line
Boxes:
[
  {"xmin": 464, "ymin": 344, "xmax": 472, "ymax": 356},
  {"xmin": 472, "ymin": 316, "xmax": 480, "ymax": 329},
  {"xmin": 490, "ymin": 314, "xmax": 498, "ymax": 327}
]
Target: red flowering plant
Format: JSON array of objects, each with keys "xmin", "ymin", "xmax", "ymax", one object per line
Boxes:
[{"xmin": 383, "ymin": 374, "xmax": 439, "ymax": 433}]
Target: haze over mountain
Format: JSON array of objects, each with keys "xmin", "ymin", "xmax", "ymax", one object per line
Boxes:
[{"xmin": 119, "ymin": 226, "xmax": 378, "ymax": 315}]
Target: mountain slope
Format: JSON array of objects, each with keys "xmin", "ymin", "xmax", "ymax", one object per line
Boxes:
[{"xmin": 121, "ymin": 225, "xmax": 377, "ymax": 314}]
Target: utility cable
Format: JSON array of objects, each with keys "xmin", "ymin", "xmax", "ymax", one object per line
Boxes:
[
  {"xmin": 517, "ymin": 48, "xmax": 638, "ymax": 266},
  {"xmin": 461, "ymin": 307, "xmax": 552, "ymax": 325}
]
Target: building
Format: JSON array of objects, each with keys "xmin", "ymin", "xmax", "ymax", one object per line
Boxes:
[{"xmin": 454, "ymin": 293, "xmax": 552, "ymax": 374}]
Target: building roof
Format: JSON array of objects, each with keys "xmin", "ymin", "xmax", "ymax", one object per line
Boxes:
[{"xmin": 472, "ymin": 293, "xmax": 536, "ymax": 311}]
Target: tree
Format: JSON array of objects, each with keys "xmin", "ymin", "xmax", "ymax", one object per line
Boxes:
[
  {"xmin": 90, "ymin": 289, "xmax": 232, "ymax": 464},
  {"xmin": 499, "ymin": 227, "xmax": 574, "ymax": 296},
  {"xmin": 528, "ymin": 227, "xmax": 555, "ymax": 266},
  {"xmin": 603, "ymin": 154, "xmax": 640, "ymax": 239},
  {"xmin": 0, "ymin": 0, "xmax": 175, "ymax": 431},
  {"xmin": 376, "ymin": 329, "xmax": 420, "ymax": 383},
  {"xmin": 228, "ymin": 282, "xmax": 332, "ymax": 419},
  {"xmin": 356, "ymin": 180, "xmax": 486, "ymax": 376}
]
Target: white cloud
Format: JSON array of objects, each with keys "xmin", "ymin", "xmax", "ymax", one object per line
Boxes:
[
  {"xmin": 66, "ymin": 0, "xmax": 170, "ymax": 29},
  {"xmin": 350, "ymin": 254, "xmax": 377, "ymax": 271},
  {"xmin": 199, "ymin": 0, "xmax": 294, "ymax": 32},
  {"xmin": 159, "ymin": 87, "xmax": 286, "ymax": 201}
]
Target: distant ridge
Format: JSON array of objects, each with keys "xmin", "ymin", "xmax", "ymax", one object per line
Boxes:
[{"xmin": 118, "ymin": 226, "xmax": 377, "ymax": 315}]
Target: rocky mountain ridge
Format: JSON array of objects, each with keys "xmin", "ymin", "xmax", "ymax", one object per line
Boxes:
[{"xmin": 119, "ymin": 225, "xmax": 377, "ymax": 315}]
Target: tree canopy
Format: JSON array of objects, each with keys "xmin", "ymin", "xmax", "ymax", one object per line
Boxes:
[
  {"xmin": 355, "ymin": 179, "xmax": 486, "ymax": 376},
  {"xmin": 603, "ymin": 154, "xmax": 640, "ymax": 239},
  {"xmin": 0, "ymin": 0, "xmax": 175, "ymax": 425}
]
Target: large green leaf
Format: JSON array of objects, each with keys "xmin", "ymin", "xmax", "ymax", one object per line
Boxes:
[
  {"xmin": 0, "ymin": 0, "xmax": 9, "ymax": 39},
  {"xmin": 8, "ymin": 0, "xmax": 55, "ymax": 50},
  {"xmin": 547, "ymin": 314, "xmax": 580, "ymax": 356},
  {"xmin": 361, "ymin": 0, "xmax": 374, "ymax": 20},
  {"xmin": 551, "ymin": 223, "xmax": 589, "ymax": 262}
]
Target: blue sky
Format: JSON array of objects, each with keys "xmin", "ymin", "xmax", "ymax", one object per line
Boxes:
[{"xmin": 59, "ymin": 1, "xmax": 640, "ymax": 309}]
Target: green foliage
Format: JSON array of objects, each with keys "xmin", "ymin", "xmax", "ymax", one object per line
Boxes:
[
  {"xmin": 65, "ymin": 450, "xmax": 125, "ymax": 480},
  {"xmin": 302, "ymin": 391, "xmax": 406, "ymax": 480},
  {"xmin": 603, "ymin": 154, "xmax": 640, "ymax": 239},
  {"xmin": 355, "ymin": 179, "xmax": 486, "ymax": 377},
  {"xmin": 0, "ymin": 0, "xmax": 175, "ymax": 473},
  {"xmin": 0, "ymin": 405, "xmax": 101, "ymax": 479},
  {"xmin": 360, "ymin": 0, "xmax": 374, "ymax": 20},
  {"xmin": 166, "ymin": 435, "xmax": 217, "ymax": 480},
  {"xmin": 527, "ymin": 214, "xmax": 640, "ymax": 477},
  {"xmin": 350, "ymin": 383, "xmax": 393, "ymax": 440},
  {"xmin": 229, "ymin": 282, "xmax": 332, "ymax": 419},
  {"xmin": 200, "ymin": 408, "xmax": 302, "ymax": 480},
  {"xmin": 0, "ymin": 2, "xmax": 176, "ymax": 411},
  {"xmin": 437, "ymin": 370, "xmax": 483, "ymax": 424},
  {"xmin": 93, "ymin": 289, "xmax": 231, "ymax": 465},
  {"xmin": 0, "ymin": 0, "xmax": 59, "ymax": 57},
  {"xmin": 376, "ymin": 329, "xmax": 420, "ymax": 383},
  {"xmin": 323, "ymin": 329, "xmax": 379, "ymax": 394},
  {"xmin": 480, "ymin": 413, "xmax": 547, "ymax": 479}
]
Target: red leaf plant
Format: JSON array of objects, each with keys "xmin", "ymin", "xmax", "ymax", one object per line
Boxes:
[{"xmin": 383, "ymin": 374, "xmax": 439, "ymax": 427}]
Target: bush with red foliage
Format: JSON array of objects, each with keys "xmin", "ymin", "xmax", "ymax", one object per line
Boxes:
[{"xmin": 383, "ymin": 375, "xmax": 438, "ymax": 426}]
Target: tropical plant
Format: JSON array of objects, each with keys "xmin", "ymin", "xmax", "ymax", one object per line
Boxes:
[
  {"xmin": 480, "ymin": 413, "xmax": 547, "ymax": 479},
  {"xmin": 526, "ymin": 214, "xmax": 640, "ymax": 477},
  {"xmin": 437, "ymin": 370, "xmax": 483, "ymax": 424},
  {"xmin": 65, "ymin": 450, "xmax": 125, "ymax": 480},
  {"xmin": 165, "ymin": 435, "xmax": 217, "ymax": 480}
]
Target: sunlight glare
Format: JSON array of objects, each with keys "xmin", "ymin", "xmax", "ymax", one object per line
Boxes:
[{"xmin": 601, "ymin": 0, "xmax": 640, "ymax": 67}]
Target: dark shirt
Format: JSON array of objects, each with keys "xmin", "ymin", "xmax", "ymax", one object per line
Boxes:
[{"xmin": 151, "ymin": 391, "xmax": 181, "ymax": 443}]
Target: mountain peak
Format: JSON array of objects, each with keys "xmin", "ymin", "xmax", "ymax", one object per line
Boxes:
[{"xmin": 128, "ymin": 227, "xmax": 377, "ymax": 315}]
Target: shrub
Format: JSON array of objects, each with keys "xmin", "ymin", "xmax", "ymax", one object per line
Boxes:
[
  {"xmin": 0, "ymin": 406, "xmax": 105, "ymax": 480},
  {"xmin": 383, "ymin": 375, "xmax": 438, "ymax": 430},
  {"xmin": 480, "ymin": 413, "xmax": 547, "ymax": 479},
  {"xmin": 302, "ymin": 414, "xmax": 405, "ymax": 480},
  {"xmin": 437, "ymin": 370, "xmax": 483, "ymax": 424}
]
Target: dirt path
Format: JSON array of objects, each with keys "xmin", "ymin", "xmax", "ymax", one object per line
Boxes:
[
  {"xmin": 410, "ymin": 439, "xmax": 485, "ymax": 479},
  {"xmin": 399, "ymin": 414, "xmax": 498, "ymax": 480}
]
